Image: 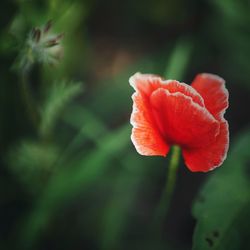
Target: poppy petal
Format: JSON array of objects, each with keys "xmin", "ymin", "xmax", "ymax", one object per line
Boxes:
[
  {"xmin": 182, "ymin": 121, "xmax": 229, "ymax": 172},
  {"xmin": 150, "ymin": 88, "xmax": 220, "ymax": 148},
  {"xmin": 130, "ymin": 72, "xmax": 204, "ymax": 107},
  {"xmin": 130, "ymin": 92, "xmax": 170, "ymax": 156},
  {"xmin": 191, "ymin": 73, "xmax": 229, "ymax": 120},
  {"xmin": 163, "ymin": 80, "xmax": 204, "ymax": 107},
  {"xmin": 129, "ymin": 73, "xmax": 163, "ymax": 97}
]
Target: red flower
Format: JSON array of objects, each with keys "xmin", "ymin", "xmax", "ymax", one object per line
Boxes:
[{"xmin": 130, "ymin": 73, "xmax": 229, "ymax": 172}]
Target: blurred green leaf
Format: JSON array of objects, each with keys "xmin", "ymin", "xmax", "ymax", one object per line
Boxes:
[
  {"xmin": 100, "ymin": 153, "xmax": 147, "ymax": 249},
  {"xmin": 192, "ymin": 129, "xmax": 250, "ymax": 250},
  {"xmin": 52, "ymin": 104, "xmax": 109, "ymax": 167},
  {"xmin": 20, "ymin": 123, "xmax": 130, "ymax": 248},
  {"xmin": 164, "ymin": 37, "xmax": 193, "ymax": 80},
  {"xmin": 39, "ymin": 80, "xmax": 82, "ymax": 137},
  {"xmin": 207, "ymin": 0, "xmax": 250, "ymax": 89},
  {"xmin": 62, "ymin": 104, "xmax": 108, "ymax": 144},
  {"xmin": 212, "ymin": 0, "xmax": 250, "ymax": 25}
]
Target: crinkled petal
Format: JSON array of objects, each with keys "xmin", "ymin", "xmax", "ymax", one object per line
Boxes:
[
  {"xmin": 150, "ymin": 88, "xmax": 220, "ymax": 148},
  {"xmin": 130, "ymin": 92, "xmax": 170, "ymax": 156},
  {"xmin": 163, "ymin": 80, "xmax": 204, "ymax": 107},
  {"xmin": 129, "ymin": 73, "xmax": 164, "ymax": 96},
  {"xmin": 191, "ymin": 73, "xmax": 229, "ymax": 120},
  {"xmin": 129, "ymin": 72, "xmax": 204, "ymax": 107},
  {"xmin": 182, "ymin": 121, "xmax": 229, "ymax": 172}
]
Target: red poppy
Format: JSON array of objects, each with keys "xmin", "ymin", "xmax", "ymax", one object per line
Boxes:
[{"xmin": 130, "ymin": 73, "xmax": 229, "ymax": 172}]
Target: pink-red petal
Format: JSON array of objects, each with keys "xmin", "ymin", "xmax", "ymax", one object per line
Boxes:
[
  {"xmin": 163, "ymin": 80, "xmax": 204, "ymax": 107},
  {"xmin": 130, "ymin": 92, "xmax": 170, "ymax": 156},
  {"xmin": 129, "ymin": 73, "xmax": 164, "ymax": 97},
  {"xmin": 150, "ymin": 88, "xmax": 220, "ymax": 148},
  {"xmin": 130, "ymin": 73, "xmax": 205, "ymax": 107},
  {"xmin": 191, "ymin": 73, "xmax": 229, "ymax": 120},
  {"xmin": 182, "ymin": 121, "xmax": 229, "ymax": 172}
]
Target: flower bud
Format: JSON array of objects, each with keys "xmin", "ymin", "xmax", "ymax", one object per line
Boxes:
[{"xmin": 18, "ymin": 20, "xmax": 64, "ymax": 71}]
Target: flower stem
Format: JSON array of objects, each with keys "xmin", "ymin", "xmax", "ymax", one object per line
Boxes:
[
  {"xmin": 153, "ymin": 145, "xmax": 181, "ymax": 230},
  {"xmin": 20, "ymin": 73, "xmax": 39, "ymax": 128}
]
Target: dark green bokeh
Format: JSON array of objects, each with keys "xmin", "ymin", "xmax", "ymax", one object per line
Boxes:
[{"xmin": 1, "ymin": 0, "xmax": 250, "ymax": 250}]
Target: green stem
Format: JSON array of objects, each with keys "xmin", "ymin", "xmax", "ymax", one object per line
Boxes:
[
  {"xmin": 153, "ymin": 145, "xmax": 181, "ymax": 230},
  {"xmin": 20, "ymin": 73, "xmax": 39, "ymax": 128}
]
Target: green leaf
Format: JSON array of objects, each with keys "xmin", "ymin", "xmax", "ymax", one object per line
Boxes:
[
  {"xmin": 164, "ymin": 37, "xmax": 193, "ymax": 80},
  {"xmin": 192, "ymin": 129, "xmax": 250, "ymax": 250},
  {"xmin": 39, "ymin": 80, "xmax": 82, "ymax": 137},
  {"xmin": 20, "ymin": 124, "xmax": 131, "ymax": 249},
  {"xmin": 62, "ymin": 104, "xmax": 108, "ymax": 144},
  {"xmin": 100, "ymin": 153, "xmax": 150, "ymax": 249}
]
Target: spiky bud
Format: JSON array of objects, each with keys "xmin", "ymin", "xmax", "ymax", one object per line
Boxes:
[{"xmin": 18, "ymin": 21, "xmax": 64, "ymax": 71}]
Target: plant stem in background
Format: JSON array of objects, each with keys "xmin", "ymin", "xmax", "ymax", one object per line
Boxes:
[
  {"xmin": 153, "ymin": 145, "xmax": 181, "ymax": 230},
  {"xmin": 20, "ymin": 73, "xmax": 39, "ymax": 128}
]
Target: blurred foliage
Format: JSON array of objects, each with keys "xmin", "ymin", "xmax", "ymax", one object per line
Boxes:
[
  {"xmin": 211, "ymin": 0, "xmax": 250, "ymax": 85},
  {"xmin": 39, "ymin": 80, "xmax": 83, "ymax": 137},
  {"xmin": 1, "ymin": 0, "xmax": 250, "ymax": 250},
  {"xmin": 8, "ymin": 140, "xmax": 60, "ymax": 193},
  {"xmin": 192, "ymin": 129, "xmax": 250, "ymax": 250}
]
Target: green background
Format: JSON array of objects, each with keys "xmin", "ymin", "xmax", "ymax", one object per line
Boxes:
[{"xmin": 1, "ymin": 0, "xmax": 250, "ymax": 249}]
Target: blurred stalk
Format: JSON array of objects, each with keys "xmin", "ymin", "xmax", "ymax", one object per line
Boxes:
[
  {"xmin": 19, "ymin": 124, "xmax": 130, "ymax": 249},
  {"xmin": 20, "ymin": 72, "xmax": 39, "ymax": 128},
  {"xmin": 152, "ymin": 146, "xmax": 181, "ymax": 230},
  {"xmin": 164, "ymin": 37, "xmax": 193, "ymax": 80}
]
